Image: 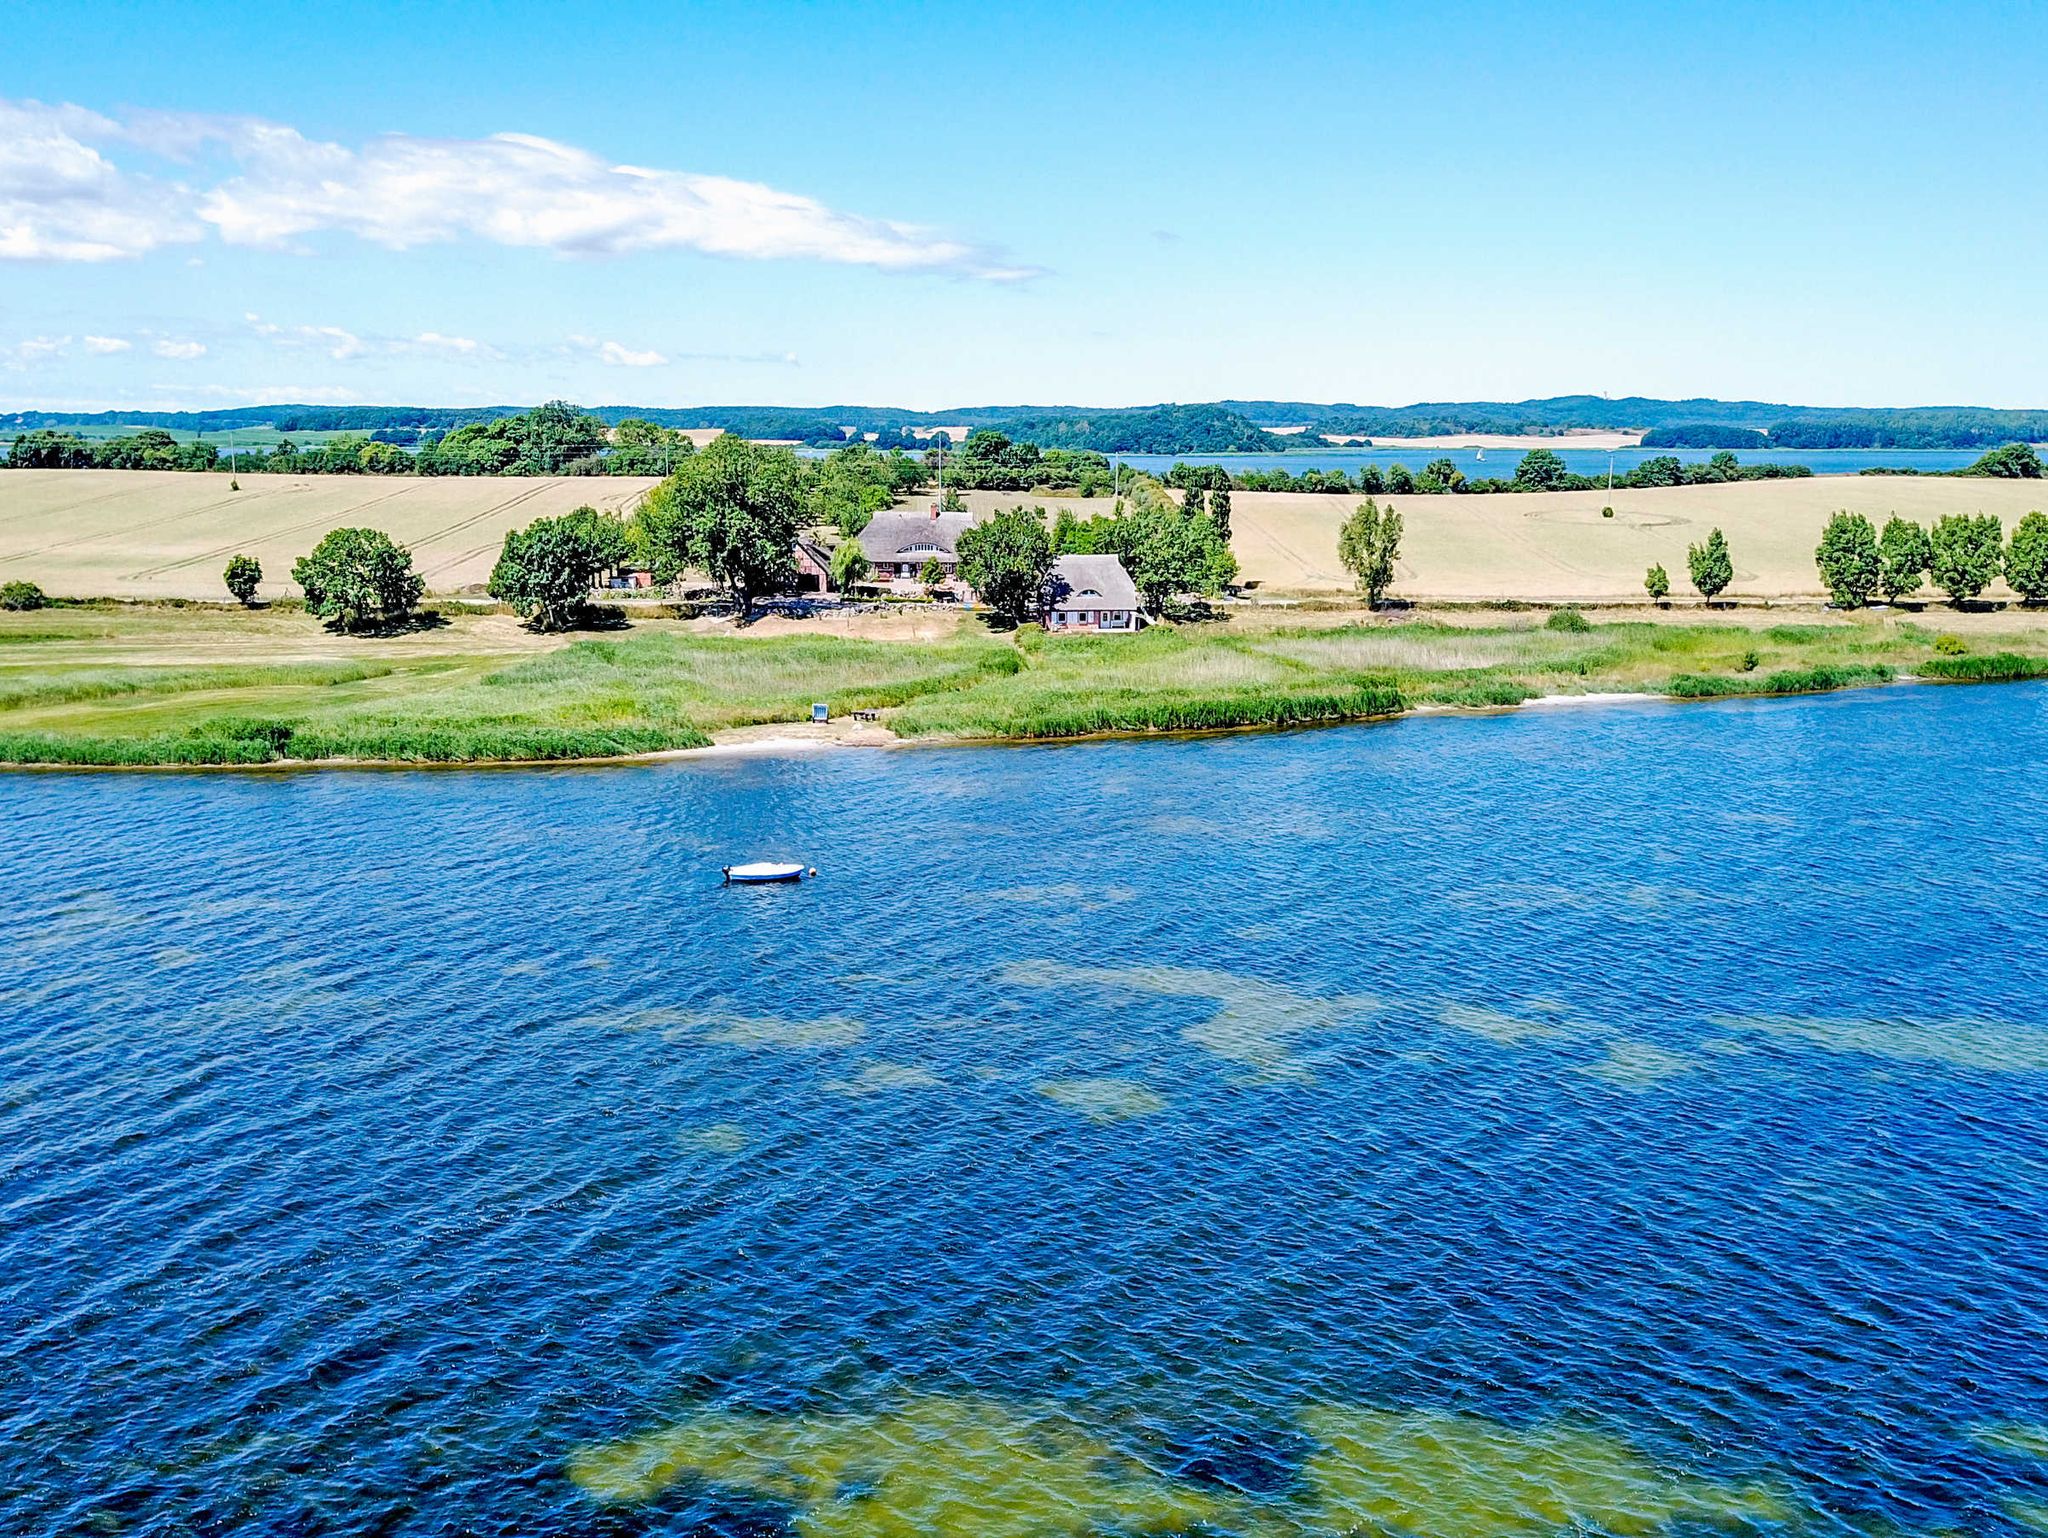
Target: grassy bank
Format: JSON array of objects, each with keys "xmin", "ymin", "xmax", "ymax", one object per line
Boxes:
[{"xmin": 2, "ymin": 605, "xmax": 2044, "ymax": 766}]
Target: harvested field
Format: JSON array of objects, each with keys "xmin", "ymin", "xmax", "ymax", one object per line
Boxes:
[
  {"xmin": 960, "ymin": 478, "xmax": 2048, "ymax": 602},
  {"xmin": 0, "ymin": 470, "xmax": 659, "ymax": 600},
  {"xmin": 6, "ymin": 470, "xmax": 2047, "ymax": 606}
]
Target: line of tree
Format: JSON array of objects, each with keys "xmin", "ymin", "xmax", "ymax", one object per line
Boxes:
[
  {"xmin": 3, "ymin": 403, "xmax": 702, "ymax": 478},
  {"xmin": 1229, "ymin": 448, "xmax": 1813, "ymax": 497},
  {"xmin": 1814, "ymin": 509, "xmax": 2048, "ymax": 607}
]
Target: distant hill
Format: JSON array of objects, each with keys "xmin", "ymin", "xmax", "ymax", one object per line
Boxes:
[{"xmin": 7, "ymin": 397, "xmax": 2046, "ymax": 455}]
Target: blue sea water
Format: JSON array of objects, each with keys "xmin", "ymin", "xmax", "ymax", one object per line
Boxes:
[
  {"xmin": 3, "ymin": 685, "xmax": 2047, "ymax": 1537},
  {"xmin": 1120, "ymin": 447, "xmax": 1992, "ymax": 478}
]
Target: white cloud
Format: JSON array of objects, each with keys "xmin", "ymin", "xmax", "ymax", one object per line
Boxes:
[
  {"xmin": 599, "ymin": 340, "xmax": 667, "ymax": 368},
  {"xmin": 0, "ymin": 100, "xmax": 202, "ymax": 260},
  {"xmin": 410, "ymin": 331, "xmax": 483, "ymax": 355},
  {"xmin": 151, "ymin": 339, "xmax": 206, "ymax": 359},
  {"xmin": 82, "ymin": 334, "xmax": 132, "ymax": 353},
  {"xmin": 246, "ymin": 313, "xmax": 365, "ymax": 360},
  {"xmin": 8, "ymin": 334, "xmax": 71, "ymax": 362},
  {"xmin": 0, "ymin": 97, "xmax": 1035, "ymax": 280}
]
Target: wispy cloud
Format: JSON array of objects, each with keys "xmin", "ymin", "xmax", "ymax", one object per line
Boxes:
[
  {"xmin": 247, "ymin": 312, "xmax": 366, "ymax": 360},
  {"xmin": 599, "ymin": 340, "xmax": 667, "ymax": 368},
  {"xmin": 82, "ymin": 334, "xmax": 132, "ymax": 354},
  {"xmin": 150, "ymin": 339, "xmax": 206, "ymax": 360},
  {"xmin": 408, "ymin": 331, "xmax": 488, "ymax": 357},
  {"xmin": 0, "ymin": 97, "xmax": 1037, "ymax": 280}
]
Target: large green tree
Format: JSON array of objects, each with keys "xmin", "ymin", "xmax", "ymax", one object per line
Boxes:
[
  {"xmin": 1337, "ymin": 497, "xmax": 1404, "ymax": 607},
  {"xmin": 1125, "ymin": 500, "xmax": 1236, "ymax": 613},
  {"xmin": 1965, "ymin": 442, "xmax": 2044, "ymax": 479},
  {"xmin": 488, "ymin": 505, "xmax": 634, "ymax": 629},
  {"xmin": 1876, "ymin": 516, "xmax": 1931, "ymax": 603},
  {"xmin": 635, "ymin": 435, "xmax": 805, "ymax": 618},
  {"xmin": 2004, "ymin": 510, "xmax": 2048, "ymax": 602},
  {"xmin": 1928, "ymin": 513, "xmax": 2004, "ymax": 604},
  {"xmin": 1814, "ymin": 512, "xmax": 1880, "ymax": 607},
  {"xmin": 1512, "ymin": 449, "xmax": 1570, "ymax": 492},
  {"xmin": 1687, "ymin": 528, "xmax": 1733, "ymax": 602},
  {"xmin": 291, "ymin": 528, "xmax": 425, "ymax": 630},
  {"xmin": 955, "ymin": 505, "xmax": 1052, "ymax": 627}
]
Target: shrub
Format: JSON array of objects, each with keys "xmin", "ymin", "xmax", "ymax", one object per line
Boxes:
[
  {"xmin": 1740, "ymin": 650, "xmax": 1760, "ymax": 672},
  {"xmin": 1933, "ymin": 633, "xmax": 1969, "ymax": 656},
  {"xmin": 1644, "ymin": 563, "xmax": 1670, "ymax": 602},
  {"xmin": 1545, "ymin": 607, "xmax": 1591, "ymax": 632},
  {"xmin": 0, "ymin": 580, "xmax": 46, "ymax": 611},
  {"xmin": 223, "ymin": 554, "xmax": 262, "ymax": 606},
  {"xmin": 1601, "ymin": 505, "xmax": 1615, "ymax": 518}
]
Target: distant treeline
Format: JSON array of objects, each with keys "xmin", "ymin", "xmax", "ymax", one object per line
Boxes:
[
  {"xmin": 3, "ymin": 404, "xmax": 697, "ymax": 478},
  {"xmin": 1643, "ymin": 412, "xmax": 2048, "ymax": 450},
  {"xmin": 12, "ymin": 393, "xmax": 2048, "ymax": 463}
]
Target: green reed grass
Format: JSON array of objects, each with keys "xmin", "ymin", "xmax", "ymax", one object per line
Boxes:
[{"xmin": 4, "ymin": 607, "xmax": 2045, "ymax": 765}]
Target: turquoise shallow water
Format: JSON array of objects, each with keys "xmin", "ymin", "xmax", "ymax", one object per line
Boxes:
[{"xmin": 3, "ymin": 685, "xmax": 2047, "ymax": 1536}]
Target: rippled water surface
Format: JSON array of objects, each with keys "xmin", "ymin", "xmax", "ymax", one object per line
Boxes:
[{"xmin": 5, "ymin": 686, "xmax": 2048, "ymax": 1537}]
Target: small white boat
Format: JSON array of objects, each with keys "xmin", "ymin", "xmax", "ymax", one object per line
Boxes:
[{"xmin": 723, "ymin": 861, "xmax": 812, "ymax": 884}]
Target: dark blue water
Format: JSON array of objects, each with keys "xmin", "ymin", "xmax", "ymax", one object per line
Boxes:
[
  {"xmin": 5, "ymin": 686, "xmax": 2048, "ymax": 1537},
  {"xmin": 1120, "ymin": 447, "xmax": 1992, "ymax": 478}
]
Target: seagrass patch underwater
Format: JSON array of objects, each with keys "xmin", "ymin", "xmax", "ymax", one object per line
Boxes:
[{"xmin": 2, "ymin": 682, "xmax": 2046, "ymax": 1536}]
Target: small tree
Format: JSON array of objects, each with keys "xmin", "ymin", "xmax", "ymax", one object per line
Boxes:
[
  {"xmin": 2005, "ymin": 510, "xmax": 2048, "ymax": 602},
  {"xmin": 487, "ymin": 505, "xmax": 633, "ymax": 629},
  {"xmin": 291, "ymin": 528, "xmax": 424, "ymax": 630},
  {"xmin": 1644, "ymin": 563, "xmax": 1670, "ymax": 602},
  {"xmin": 1877, "ymin": 516, "xmax": 1931, "ymax": 603},
  {"xmin": 1, "ymin": 579, "xmax": 47, "ymax": 611},
  {"xmin": 955, "ymin": 506, "xmax": 1052, "ymax": 627},
  {"xmin": 1337, "ymin": 497, "xmax": 1403, "ymax": 607},
  {"xmin": 223, "ymin": 554, "xmax": 262, "ymax": 606},
  {"xmin": 830, "ymin": 538, "xmax": 872, "ymax": 595},
  {"xmin": 1928, "ymin": 513, "xmax": 2004, "ymax": 605},
  {"xmin": 1687, "ymin": 527, "xmax": 1733, "ymax": 603},
  {"xmin": 1814, "ymin": 511, "xmax": 1879, "ymax": 607},
  {"xmin": 919, "ymin": 555, "xmax": 948, "ymax": 596}
]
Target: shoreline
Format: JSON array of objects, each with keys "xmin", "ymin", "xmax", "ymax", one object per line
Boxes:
[{"xmin": 0, "ymin": 674, "xmax": 2009, "ymax": 776}]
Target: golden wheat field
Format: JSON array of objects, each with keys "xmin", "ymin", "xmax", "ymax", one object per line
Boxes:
[
  {"xmin": 4, "ymin": 469, "xmax": 2045, "ymax": 603},
  {"xmin": 961, "ymin": 477, "xmax": 2048, "ymax": 602},
  {"xmin": 0, "ymin": 470, "xmax": 660, "ymax": 599}
]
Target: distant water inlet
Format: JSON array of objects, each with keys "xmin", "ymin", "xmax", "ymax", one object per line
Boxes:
[{"xmin": 3, "ymin": 683, "xmax": 2047, "ymax": 1536}]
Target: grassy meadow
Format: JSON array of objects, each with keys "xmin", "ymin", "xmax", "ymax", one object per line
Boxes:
[{"xmin": 4, "ymin": 602, "xmax": 2045, "ymax": 766}]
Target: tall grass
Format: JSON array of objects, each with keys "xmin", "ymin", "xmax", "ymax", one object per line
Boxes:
[
  {"xmin": 1920, "ymin": 652, "xmax": 2048, "ymax": 682},
  {"xmin": 6, "ymin": 610, "xmax": 2046, "ymax": 766},
  {"xmin": 1664, "ymin": 664, "xmax": 1895, "ymax": 699}
]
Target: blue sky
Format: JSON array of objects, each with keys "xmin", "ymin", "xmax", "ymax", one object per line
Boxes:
[{"xmin": 3, "ymin": 0, "xmax": 2043, "ymax": 412}]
